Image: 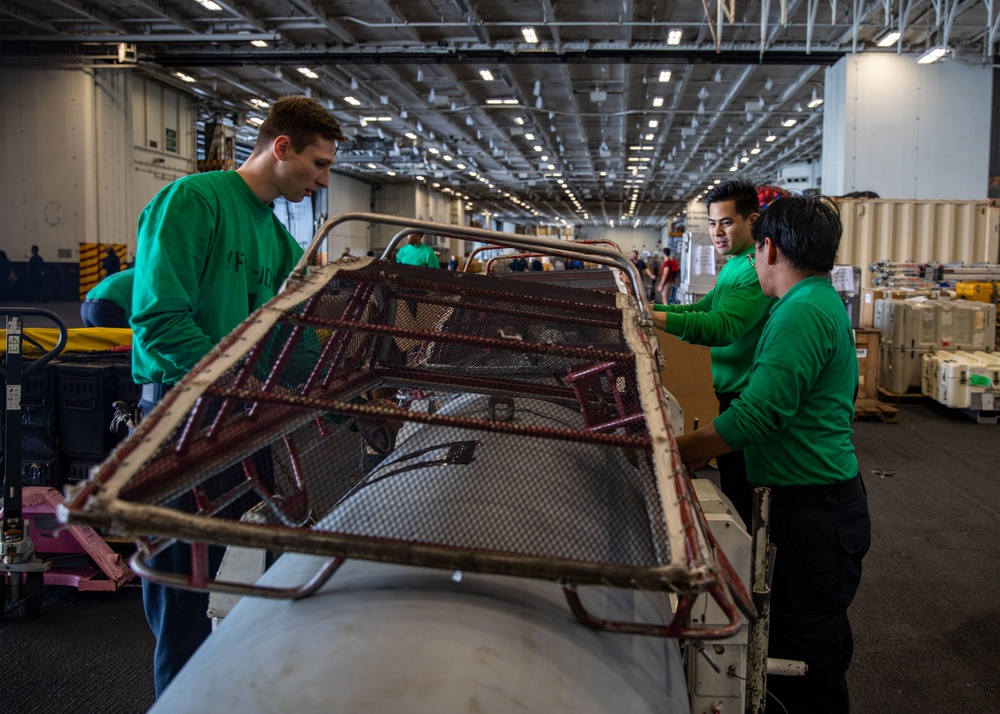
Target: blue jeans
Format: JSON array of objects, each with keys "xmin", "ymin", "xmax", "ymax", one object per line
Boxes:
[
  {"xmin": 138, "ymin": 393, "xmax": 274, "ymax": 695},
  {"xmin": 142, "ymin": 538, "xmax": 225, "ymax": 696}
]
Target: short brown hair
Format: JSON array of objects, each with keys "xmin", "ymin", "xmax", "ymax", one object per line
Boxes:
[{"xmin": 252, "ymin": 96, "xmax": 345, "ymax": 155}]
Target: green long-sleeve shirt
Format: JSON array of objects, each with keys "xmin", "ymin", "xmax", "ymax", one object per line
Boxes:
[
  {"xmin": 131, "ymin": 171, "xmax": 304, "ymax": 386},
  {"xmin": 714, "ymin": 276, "xmax": 859, "ymax": 488},
  {"xmin": 396, "ymin": 242, "xmax": 440, "ymax": 268},
  {"xmin": 653, "ymin": 243, "xmax": 773, "ymax": 394}
]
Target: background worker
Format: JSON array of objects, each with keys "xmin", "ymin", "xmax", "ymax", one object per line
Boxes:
[
  {"xmin": 81, "ymin": 267, "xmax": 134, "ymax": 328},
  {"xmin": 649, "ymin": 178, "xmax": 773, "ymax": 526},
  {"xmin": 130, "ymin": 95, "xmax": 345, "ymax": 697},
  {"xmin": 674, "ymin": 195, "xmax": 871, "ymax": 714},
  {"xmin": 103, "ymin": 246, "xmax": 122, "ymax": 276},
  {"xmin": 655, "ymin": 247, "xmax": 680, "ymax": 304},
  {"xmin": 395, "ymin": 233, "xmax": 440, "ymax": 268}
]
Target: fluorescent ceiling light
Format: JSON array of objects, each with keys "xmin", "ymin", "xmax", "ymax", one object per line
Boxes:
[
  {"xmin": 765, "ymin": 130, "xmax": 777, "ymax": 142},
  {"xmin": 521, "ymin": 27, "xmax": 538, "ymax": 44},
  {"xmin": 405, "ymin": 132, "xmax": 417, "ymax": 140},
  {"xmin": 525, "ymin": 133, "xmax": 534, "ymax": 140},
  {"xmin": 658, "ymin": 70, "xmax": 672, "ymax": 82},
  {"xmin": 248, "ymin": 98, "xmax": 269, "ymax": 109},
  {"xmin": 667, "ymin": 28, "xmax": 683, "ymax": 45},
  {"xmin": 648, "ymin": 120, "xmax": 659, "ymax": 128},
  {"xmin": 916, "ymin": 46, "xmax": 949, "ymax": 64},
  {"xmin": 514, "ymin": 117, "xmax": 524, "ymax": 125},
  {"xmin": 876, "ymin": 30, "xmax": 901, "ymax": 48},
  {"xmin": 174, "ymin": 71, "xmax": 196, "ymax": 83},
  {"xmin": 362, "ymin": 116, "xmax": 391, "ymax": 122},
  {"xmin": 387, "ymin": 171, "xmax": 396, "ymax": 176},
  {"xmin": 297, "ymin": 67, "xmax": 319, "ymax": 79},
  {"xmin": 250, "ymin": 40, "xmax": 268, "ymax": 48},
  {"xmin": 652, "ymin": 96, "xmax": 664, "ymax": 107},
  {"xmin": 367, "ymin": 163, "xmax": 377, "ymax": 169},
  {"xmin": 247, "ymin": 116, "xmax": 263, "ymax": 126},
  {"xmin": 807, "ymin": 88, "xmax": 824, "ymax": 108},
  {"xmin": 344, "ymin": 96, "xmax": 361, "ymax": 106},
  {"xmin": 479, "ymin": 69, "xmax": 495, "ymax": 81},
  {"xmin": 194, "ymin": 0, "xmax": 222, "ymax": 10},
  {"xmin": 645, "ymin": 133, "xmax": 654, "ymax": 141},
  {"xmin": 781, "ymin": 118, "xmax": 798, "ymax": 127}
]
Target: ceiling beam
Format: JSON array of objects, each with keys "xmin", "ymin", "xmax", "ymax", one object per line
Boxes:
[
  {"xmin": 46, "ymin": 0, "xmax": 130, "ymax": 33},
  {"xmin": 128, "ymin": 0, "xmax": 200, "ymax": 34},
  {"xmin": 151, "ymin": 48, "xmax": 847, "ymax": 67},
  {"xmin": 0, "ymin": 1, "xmax": 59, "ymax": 33},
  {"xmin": 285, "ymin": 0, "xmax": 356, "ymax": 43}
]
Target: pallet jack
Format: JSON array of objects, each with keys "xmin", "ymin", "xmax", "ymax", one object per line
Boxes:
[{"xmin": 1, "ymin": 308, "xmax": 133, "ymax": 618}]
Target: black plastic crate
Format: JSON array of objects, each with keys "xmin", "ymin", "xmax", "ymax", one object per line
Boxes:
[
  {"xmin": 20, "ymin": 452, "xmax": 64, "ymax": 488},
  {"xmin": 115, "ymin": 363, "xmax": 142, "ymax": 406},
  {"xmin": 65, "ymin": 453, "xmax": 105, "ymax": 485},
  {"xmin": 57, "ymin": 362, "xmax": 120, "ymax": 456},
  {"xmin": 20, "ymin": 363, "xmax": 59, "ymax": 454}
]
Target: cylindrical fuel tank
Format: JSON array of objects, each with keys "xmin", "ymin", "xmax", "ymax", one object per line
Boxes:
[{"xmin": 152, "ymin": 554, "xmax": 690, "ymax": 713}]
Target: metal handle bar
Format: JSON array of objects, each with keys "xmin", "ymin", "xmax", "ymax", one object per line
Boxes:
[
  {"xmin": 0, "ymin": 307, "xmax": 69, "ymax": 379},
  {"xmin": 471, "ymin": 239, "xmax": 622, "ymax": 274},
  {"xmin": 294, "ymin": 212, "xmax": 650, "ymax": 324}
]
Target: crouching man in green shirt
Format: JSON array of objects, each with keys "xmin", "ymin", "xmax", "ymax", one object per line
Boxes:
[{"xmin": 675, "ymin": 195, "xmax": 871, "ymax": 714}]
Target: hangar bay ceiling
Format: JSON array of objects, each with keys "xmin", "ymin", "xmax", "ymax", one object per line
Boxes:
[{"xmin": 1, "ymin": 0, "xmax": 996, "ymax": 226}]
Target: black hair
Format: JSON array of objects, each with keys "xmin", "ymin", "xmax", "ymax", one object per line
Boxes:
[
  {"xmin": 704, "ymin": 178, "xmax": 759, "ymax": 218},
  {"xmin": 751, "ymin": 195, "xmax": 842, "ymax": 273},
  {"xmin": 252, "ymin": 96, "xmax": 345, "ymax": 155},
  {"xmin": 663, "ymin": 248, "xmax": 671, "ymax": 257}
]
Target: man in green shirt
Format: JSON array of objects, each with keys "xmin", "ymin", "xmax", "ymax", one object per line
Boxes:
[
  {"xmin": 650, "ymin": 178, "xmax": 773, "ymax": 526},
  {"xmin": 675, "ymin": 195, "xmax": 871, "ymax": 714},
  {"xmin": 80, "ymin": 268, "xmax": 134, "ymax": 328},
  {"xmin": 131, "ymin": 96, "xmax": 345, "ymax": 697},
  {"xmin": 395, "ymin": 232, "xmax": 440, "ymax": 268}
]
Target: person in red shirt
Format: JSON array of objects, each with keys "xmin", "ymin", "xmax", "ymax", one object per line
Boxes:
[{"xmin": 655, "ymin": 248, "xmax": 680, "ymax": 304}]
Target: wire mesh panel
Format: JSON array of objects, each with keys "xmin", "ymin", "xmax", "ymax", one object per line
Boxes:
[{"xmin": 64, "ymin": 229, "xmax": 731, "ymax": 614}]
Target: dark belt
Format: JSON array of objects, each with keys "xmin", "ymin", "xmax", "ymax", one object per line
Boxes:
[
  {"xmin": 140, "ymin": 383, "xmax": 173, "ymax": 402},
  {"xmin": 767, "ymin": 474, "xmax": 865, "ymax": 510}
]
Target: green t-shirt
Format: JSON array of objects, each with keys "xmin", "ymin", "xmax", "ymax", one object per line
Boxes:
[
  {"xmin": 86, "ymin": 268, "xmax": 135, "ymax": 316},
  {"xmin": 653, "ymin": 243, "xmax": 773, "ymax": 394},
  {"xmin": 714, "ymin": 276, "xmax": 859, "ymax": 488},
  {"xmin": 131, "ymin": 171, "xmax": 304, "ymax": 385},
  {"xmin": 396, "ymin": 242, "xmax": 440, "ymax": 268}
]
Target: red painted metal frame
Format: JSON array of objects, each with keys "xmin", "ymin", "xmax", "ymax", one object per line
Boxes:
[{"xmin": 63, "ymin": 256, "xmax": 751, "ymax": 640}]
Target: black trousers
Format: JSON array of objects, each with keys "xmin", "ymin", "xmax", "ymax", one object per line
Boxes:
[
  {"xmin": 766, "ymin": 476, "xmax": 872, "ymax": 714},
  {"xmin": 715, "ymin": 391, "xmax": 755, "ymax": 528}
]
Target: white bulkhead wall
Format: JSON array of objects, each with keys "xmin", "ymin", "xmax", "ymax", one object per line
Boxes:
[
  {"xmin": 0, "ymin": 68, "xmax": 195, "ymax": 264},
  {"xmin": 822, "ymin": 53, "xmax": 991, "ymax": 200}
]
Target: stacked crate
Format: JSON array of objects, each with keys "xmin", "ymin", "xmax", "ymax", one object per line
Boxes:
[
  {"xmin": 873, "ymin": 299, "xmax": 996, "ymax": 394},
  {"xmin": 6, "ymin": 353, "xmax": 138, "ymax": 490},
  {"xmin": 921, "ymin": 351, "xmax": 1000, "ymax": 421}
]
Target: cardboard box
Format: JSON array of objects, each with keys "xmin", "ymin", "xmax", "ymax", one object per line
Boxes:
[
  {"xmin": 860, "ymin": 288, "xmax": 934, "ymax": 328},
  {"xmin": 656, "ymin": 331, "xmax": 717, "ymax": 435},
  {"xmin": 854, "ymin": 329, "xmax": 881, "ymax": 400}
]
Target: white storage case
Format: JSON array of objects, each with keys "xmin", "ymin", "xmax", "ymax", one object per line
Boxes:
[{"xmin": 921, "ymin": 350, "xmax": 1000, "ymax": 410}]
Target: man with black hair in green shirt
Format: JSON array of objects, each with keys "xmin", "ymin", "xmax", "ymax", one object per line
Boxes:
[
  {"xmin": 675, "ymin": 195, "xmax": 871, "ymax": 714},
  {"xmin": 131, "ymin": 95, "xmax": 345, "ymax": 697},
  {"xmin": 651, "ymin": 178, "xmax": 773, "ymax": 527}
]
